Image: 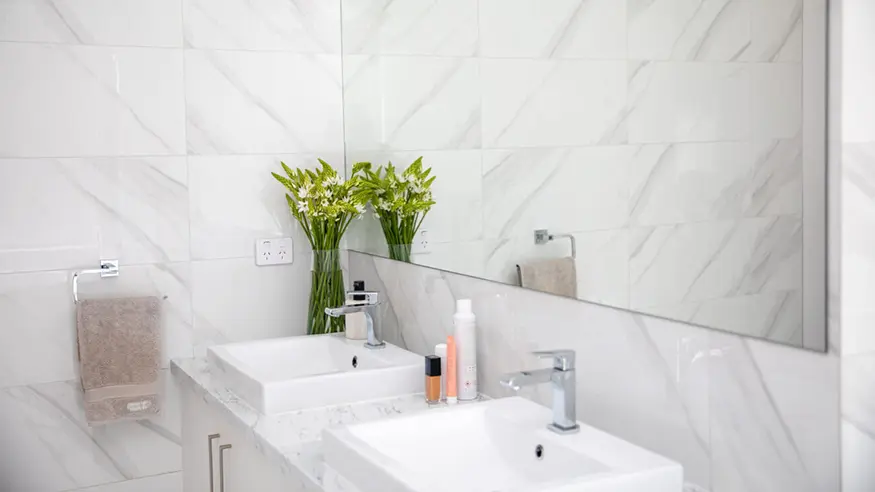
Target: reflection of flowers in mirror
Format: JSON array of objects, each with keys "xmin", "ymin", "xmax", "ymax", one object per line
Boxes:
[{"xmin": 353, "ymin": 157, "xmax": 436, "ymax": 262}]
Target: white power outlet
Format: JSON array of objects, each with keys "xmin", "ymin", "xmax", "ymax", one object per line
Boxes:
[
  {"xmin": 411, "ymin": 229, "xmax": 431, "ymax": 255},
  {"xmin": 256, "ymin": 237, "xmax": 294, "ymax": 266}
]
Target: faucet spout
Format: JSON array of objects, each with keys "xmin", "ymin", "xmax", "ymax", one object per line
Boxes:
[
  {"xmin": 500, "ymin": 368, "xmax": 553, "ymax": 391},
  {"xmin": 325, "ymin": 305, "xmax": 368, "ymax": 316},
  {"xmin": 324, "ymin": 291, "xmax": 385, "ymax": 349}
]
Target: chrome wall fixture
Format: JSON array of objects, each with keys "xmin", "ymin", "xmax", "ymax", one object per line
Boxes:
[
  {"xmin": 72, "ymin": 259, "xmax": 119, "ymax": 303},
  {"xmin": 534, "ymin": 229, "xmax": 577, "ymax": 259}
]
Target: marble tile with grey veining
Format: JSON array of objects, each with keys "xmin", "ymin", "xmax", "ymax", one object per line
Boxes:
[
  {"xmin": 59, "ymin": 157, "xmax": 190, "ymax": 265},
  {"xmin": 630, "ymin": 139, "xmax": 802, "ymax": 227},
  {"xmin": 342, "ymin": 0, "xmax": 477, "ymax": 56},
  {"xmin": 191, "ymin": 258, "xmax": 311, "ymax": 356},
  {"xmin": 750, "ymin": 63, "xmax": 802, "ymax": 140},
  {"xmin": 0, "ymin": 370, "xmax": 181, "ymax": 492},
  {"xmin": 709, "ymin": 334, "xmax": 839, "ymax": 492},
  {"xmin": 479, "ymin": 0, "xmax": 626, "ymax": 60},
  {"xmin": 481, "ymin": 59, "xmax": 627, "ymax": 148},
  {"xmin": 630, "ymin": 215, "xmax": 802, "ymax": 309},
  {"xmin": 639, "ymin": 290, "xmax": 803, "ymax": 346},
  {"xmin": 185, "ymin": 50, "xmax": 344, "ymax": 155},
  {"xmin": 743, "ymin": 0, "xmax": 803, "ymax": 62},
  {"xmin": 0, "ymin": 0, "xmax": 182, "ymax": 47},
  {"xmin": 188, "ymin": 154, "xmax": 333, "ymax": 261},
  {"xmin": 481, "ymin": 146, "xmax": 632, "ymax": 240},
  {"xmin": 628, "ymin": 0, "xmax": 751, "ymax": 62},
  {"xmin": 184, "ymin": 0, "xmax": 340, "ymax": 52},
  {"xmin": 627, "ymin": 61, "xmax": 749, "ymax": 144},
  {"xmin": 0, "ymin": 270, "xmax": 78, "ymax": 389},
  {"xmin": 0, "ymin": 157, "xmax": 189, "ymax": 273},
  {"xmin": 0, "ymin": 43, "xmax": 186, "ymax": 157},
  {"xmin": 343, "ymin": 55, "xmax": 480, "ymax": 152}
]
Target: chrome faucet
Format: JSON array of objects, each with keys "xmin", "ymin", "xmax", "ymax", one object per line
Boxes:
[
  {"xmin": 500, "ymin": 350, "xmax": 579, "ymax": 435},
  {"xmin": 325, "ymin": 291, "xmax": 385, "ymax": 349}
]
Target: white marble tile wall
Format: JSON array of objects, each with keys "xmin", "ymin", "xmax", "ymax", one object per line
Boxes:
[
  {"xmin": 342, "ymin": 0, "xmax": 810, "ymax": 346},
  {"xmin": 0, "ymin": 1, "xmax": 343, "ymax": 490},
  {"xmin": 349, "ymin": 251, "xmax": 841, "ymax": 492},
  {"xmin": 840, "ymin": 0, "xmax": 875, "ymax": 490}
]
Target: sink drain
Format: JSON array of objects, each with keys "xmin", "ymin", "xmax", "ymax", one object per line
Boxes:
[
  {"xmin": 351, "ymin": 356, "xmax": 358, "ymax": 368},
  {"xmin": 535, "ymin": 444, "xmax": 544, "ymax": 460}
]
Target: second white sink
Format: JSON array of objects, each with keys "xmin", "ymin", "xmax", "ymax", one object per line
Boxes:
[
  {"xmin": 323, "ymin": 397, "xmax": 683, "ymax": 492},
  {"xmin": 207, "ymin": 334, "xmax": 423, "ymax": 414}
]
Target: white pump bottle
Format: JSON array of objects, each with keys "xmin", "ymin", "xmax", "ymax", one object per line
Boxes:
[{"xmin": 454, "ymin": 299, "xmax": 478, "ymax": 401}]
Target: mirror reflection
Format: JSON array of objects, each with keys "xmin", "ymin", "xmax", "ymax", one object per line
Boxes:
[{"xmin": 341, "ymin": 1, "xmax": 826, "ymax": 351}]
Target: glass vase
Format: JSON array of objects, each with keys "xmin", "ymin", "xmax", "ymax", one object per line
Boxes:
[
  {"xmin": 388, "ymin": 244, "xmax": 413, "ymax": 263},
  {"xmin": 309, "ymin": 250, "xmax": 345, "ymax": 335}
]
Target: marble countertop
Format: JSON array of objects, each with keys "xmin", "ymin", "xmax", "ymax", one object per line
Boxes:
[{"xmin": 171, "ymin": 357, "xmax": 446, "ymax": 490}]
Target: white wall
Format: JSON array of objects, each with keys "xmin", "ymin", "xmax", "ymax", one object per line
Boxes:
[{"xmin": 0, "ymin": 1, "xmax": 342, "ymax": 490}]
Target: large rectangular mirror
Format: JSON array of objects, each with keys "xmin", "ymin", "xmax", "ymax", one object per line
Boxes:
[{"xmin": 342, "ymin": 0, "xmax": 827, "ymax": 352}]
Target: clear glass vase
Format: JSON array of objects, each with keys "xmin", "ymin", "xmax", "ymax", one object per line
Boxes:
[
  {"xmin": 388, "ymin": 244, "xmax": 413, "ymax": 263},
  {"xmin": 309, "ymin": 250, "xmax": 345, "ymax": 335}
]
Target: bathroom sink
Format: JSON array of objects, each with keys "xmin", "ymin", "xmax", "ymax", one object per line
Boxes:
[
  {"xmin": 206, "ymin": 334, "xmax": 423, "ymax": 414},
  {"xmin": 323, "ymin": 397, "xmax": 683, "ymax": 492}
]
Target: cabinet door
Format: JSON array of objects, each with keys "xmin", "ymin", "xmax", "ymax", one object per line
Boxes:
[
  {"xmin": 217, "ymin": 415, "xmax": 302, "ymax": 492},
  {"xmin": 181, "ymin": 388, "xmax": 224, "ymax": 492}
]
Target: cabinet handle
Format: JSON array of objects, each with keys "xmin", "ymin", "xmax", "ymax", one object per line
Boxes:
[
  {"xmin": 208, "ymin": 434, "xmax": 220, "ymax": 492},
  {"xmin": 219, "ymin": 444, "xmax": 232, "ymax": 492}
]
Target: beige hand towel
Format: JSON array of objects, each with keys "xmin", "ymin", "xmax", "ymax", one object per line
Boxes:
[
  {"xmin": 76, "ymin": 297, "xmax": 161, "ymax": 425},
  {"xmin": 517, "ymin": 257, "xmax": 578, "ymax": 298}
]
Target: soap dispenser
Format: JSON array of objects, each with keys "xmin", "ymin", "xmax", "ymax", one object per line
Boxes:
[{"xmin": 345, "ymin": 280, "xmax": 368, "ymax": 340}]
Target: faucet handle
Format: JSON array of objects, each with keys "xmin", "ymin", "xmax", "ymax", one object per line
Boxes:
[
  {"xmin": 533, "ymin": 349, "xmax": 576, "ymax": 371},
  {"xmin": 345, "ymin": 290, "xmax": 379, "ymax": 305}
]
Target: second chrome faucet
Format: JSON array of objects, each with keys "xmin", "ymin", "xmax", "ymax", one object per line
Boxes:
[
  {"xmin": 501, "ymin": 349, "xmax": 579, "ymax": 435},
  {"xmin": 325, "ymin": 291, "xmax": 385, "ymax": 349}
]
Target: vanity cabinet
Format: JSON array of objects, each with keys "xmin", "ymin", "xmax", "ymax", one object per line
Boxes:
[{"xmin": 181, "ymin": 387, "xmax": 299, "ymax": 492}]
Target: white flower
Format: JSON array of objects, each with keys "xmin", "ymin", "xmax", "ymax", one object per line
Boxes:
[{"xmin": 296, "ymin": 200, "xmax": 308, "ymax": 214}]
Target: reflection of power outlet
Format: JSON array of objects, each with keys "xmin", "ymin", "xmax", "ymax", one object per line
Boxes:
[
  {"xmin": 411, "ymin": 229, "xmax": 430, "ymax": 255},
  {"xmin": 255, "ymin": 237, "xmax": 294, "ymax": 266}
]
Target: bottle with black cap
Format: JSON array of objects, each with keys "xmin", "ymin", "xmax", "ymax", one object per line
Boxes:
[
  {"xmin": 425, "ymin": 355, "xmax": 442, "ymax": 404},
  {"xmin": 345, "ymin": 280, "xmax": 368, "ymax": 340}
]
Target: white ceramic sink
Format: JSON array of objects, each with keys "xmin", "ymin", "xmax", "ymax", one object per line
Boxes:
[
  {"xmin": 207, "ymin": 334, "xmax": 423, "ymax": 414},
  {"xmin": 323, "ymin": 397, "xmax": 683, "ymax": 492}
]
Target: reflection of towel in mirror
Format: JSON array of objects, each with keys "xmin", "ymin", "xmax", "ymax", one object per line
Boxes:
[
  {"xmin": 517, "ymin": 257, "xmax": 577, "ymax": 298},
  {"xmin": 76, "ymin": 297, "xmax": 162, "ymax": 425}
]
